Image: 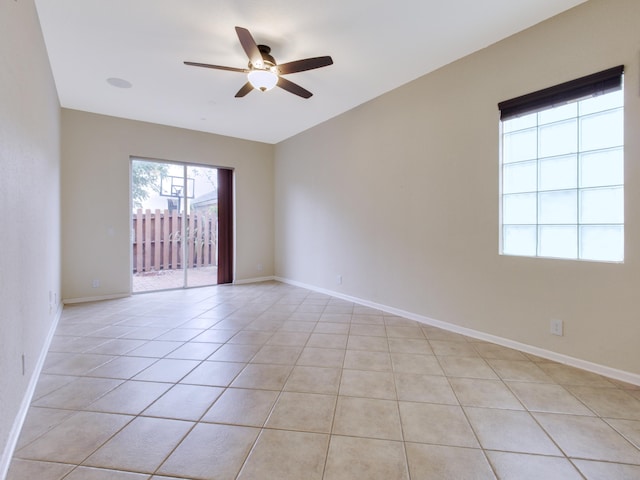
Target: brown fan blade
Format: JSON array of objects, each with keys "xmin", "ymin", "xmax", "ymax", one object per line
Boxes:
[
  {"xmin": 184, "ymin": 61, "xmax": 249, "ymax": 73},
  {"xmin": 277, "ymin": 77, "xmax": 312, "ymax": 98},
  {"xmin": 235, "ymin": 82, "xmax": 254, "ymax": 98},
  {"xmin": 277, "ymin": 56, "xmax": 333, "ymax": 75},
  {"xmin": 235, "ymin": 26, "xmax": 263, "ymax": 68}
]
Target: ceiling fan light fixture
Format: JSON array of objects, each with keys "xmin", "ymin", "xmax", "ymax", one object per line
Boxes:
[{"xmin": 248, "ymin": 69, "xmax": 278, "ymax": 92}]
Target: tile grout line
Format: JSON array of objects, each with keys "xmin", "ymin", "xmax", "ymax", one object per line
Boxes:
[
  {"xmin": 432, "ymin": 338, "xmax": 500, "ymax": 480},
  {"xmin": 233, "ymin": 291, "xmax": 326, "ymax": 480},
  {"xmin": 388, "ymin": 321, "xmax": 414, "ymax": 480},
  {"xmin": 319, "ymin": 299, "xmax": 347, "ymax": 480}
]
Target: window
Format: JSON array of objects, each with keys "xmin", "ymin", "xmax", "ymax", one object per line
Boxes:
[{"xmin": 498, "ymin": 66, "xmax": 624, "ymax": 262}]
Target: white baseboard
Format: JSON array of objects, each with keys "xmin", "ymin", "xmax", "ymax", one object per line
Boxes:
[
  {"xmin": 234, "ymin": 275, "xmax": 276, "ymax": 285},
  {"xmin": 275, "ymin": 276, "xmax": 640, "ymax": 386},
  {"xmin": 63, "ymin": 292, "xmax": 130, "ymax": 304},
  {"xmin": 0, "ymin": 303, "xmax": 63, "ymax": 480}
]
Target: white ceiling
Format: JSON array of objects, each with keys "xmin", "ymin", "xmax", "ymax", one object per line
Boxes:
[{"xmin": 35, "ymin": 0, "xmax": 587, "ymax": 144}]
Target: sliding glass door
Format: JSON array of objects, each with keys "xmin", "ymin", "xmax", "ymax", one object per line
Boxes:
[
  {"xmin": 184, "ymin": 164, "xmax": 218, "ymax": 288},
  {"xmin": 131, "ymin": 158, "xmax": 227, "ymax": 292}
]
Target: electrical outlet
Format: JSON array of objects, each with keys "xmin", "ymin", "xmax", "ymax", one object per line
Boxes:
[
  {"xmin": 550, "ymin": 319, "xmax": 564, "ymax": 336},
  {"xmin": 337, "ymin": 274, "xmax": 342, "ymax": 285},
  {"xmin": 92, "ymin": 279, "xmax": 100, "ymax": 288},
  {"xmin": 257, "ymin": 263, "xmax": 263, "ymax": 272}
]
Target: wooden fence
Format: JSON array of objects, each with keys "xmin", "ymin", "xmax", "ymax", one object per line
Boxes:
[{"xmin": 132, "ymin": 209, "xmax": 217, "ymax": 274}]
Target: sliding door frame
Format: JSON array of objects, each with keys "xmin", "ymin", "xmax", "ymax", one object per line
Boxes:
[{"xmin": 129, "ymin": 156, "xmax": 234, "ymax": 293}]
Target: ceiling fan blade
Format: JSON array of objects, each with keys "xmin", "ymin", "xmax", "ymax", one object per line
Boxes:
[
  {"xmin": 184, "ymin": 61, "xmax": 248, "ymax": 73},
  {"xmin": 277, "ymin": 77, "xmax": 313, "ymax": 99},
  {"xmin": 235, "ymin": 82, "xmax": 254, "ymax": 98},
  {"xmin": 277, "ymin": 56, "xmax": 333, "ymax": 75},
  {"xmin": 235, "ymin": 26, "xmax": 263, "ymax": 67}
]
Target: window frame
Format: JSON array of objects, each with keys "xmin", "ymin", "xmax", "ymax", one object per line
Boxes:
[{"xmin": 498, "ymin": 66, "xmax": 625, "ymax": 263}]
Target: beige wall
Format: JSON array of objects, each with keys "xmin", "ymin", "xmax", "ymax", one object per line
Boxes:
[
  {"xmin": 61, "ymin": 110, "xmax": 274, "ymax": 301},
  {"xmin": 0, "ymin": 0, "xmax": 61, "ymax": 467},
  {"xmin": 275, "ymin": 0, "xmax": 640, "ymax": 375}
]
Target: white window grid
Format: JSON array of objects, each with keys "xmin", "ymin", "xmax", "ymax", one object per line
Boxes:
[{"xmin": 500, "ymin": 90, "xmax": 624, "ymax": 262}]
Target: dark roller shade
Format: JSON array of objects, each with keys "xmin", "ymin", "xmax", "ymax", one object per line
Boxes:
[{"xmin": 499, "ymin": 65, "xmax": 624, "ymax": 121}]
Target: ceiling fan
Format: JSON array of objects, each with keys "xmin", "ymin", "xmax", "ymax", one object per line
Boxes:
[{"xmin": 184, "ymin": 26, "xmax": 333, "ymax": 99}]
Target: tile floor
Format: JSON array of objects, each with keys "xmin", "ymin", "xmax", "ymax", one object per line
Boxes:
[{"xmin": 7, "ymin": 281, "xmax": 640, "ymax": 479}]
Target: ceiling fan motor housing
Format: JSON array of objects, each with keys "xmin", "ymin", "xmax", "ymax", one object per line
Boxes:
[{"xmin": 249, "ymin": 45, "xmax": 276, "ymax": 71}]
